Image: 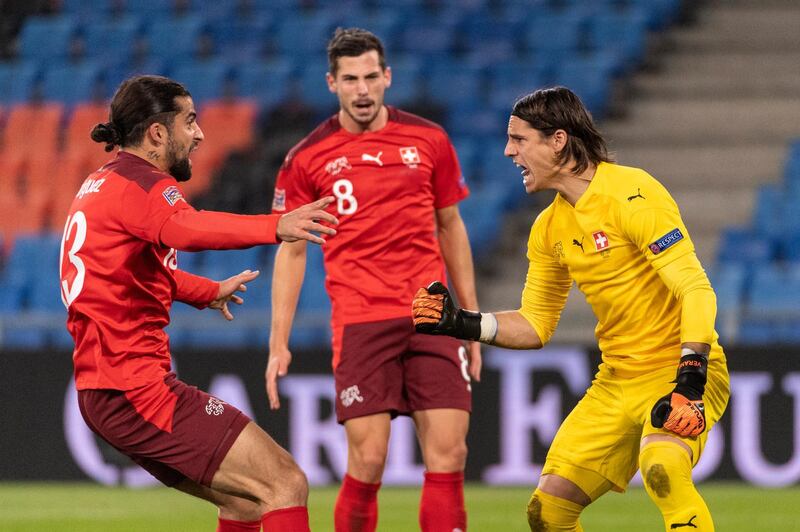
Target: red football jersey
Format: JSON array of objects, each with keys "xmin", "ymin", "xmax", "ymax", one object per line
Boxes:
[
  {"xmin": 273, "ymin": 107, "xmax": 469, "ymax": 327},
  {"xmin": 61, "ymin": 152, "xmax": 218, "ymax": 391}
]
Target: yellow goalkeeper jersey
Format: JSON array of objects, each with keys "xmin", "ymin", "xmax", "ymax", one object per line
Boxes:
[{"xmin": 520, "ymin": 161, "xmax": 721, "ymax": 373}]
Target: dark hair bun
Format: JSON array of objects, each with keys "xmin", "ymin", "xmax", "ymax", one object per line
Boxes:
[{"xmin": 90, "ymin": 122, "xmax": 123, "ymax": 152}]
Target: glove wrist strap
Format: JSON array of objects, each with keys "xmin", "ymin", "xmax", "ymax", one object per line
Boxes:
[
  {"xmin": 675, "ymin": 350, "xmax": 708, "ymax": 397},
  {"xmin": 457, "ymin": 309, "xmax": 482, "ymax": 341}
]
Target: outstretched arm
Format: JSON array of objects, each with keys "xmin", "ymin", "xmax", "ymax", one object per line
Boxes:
[
  {"xmin": 413, "ymin": 282, "xmax": 543, "ymax": 350},
  {"xmin": 160, "ymin": 197, "xmax": 338, "ymax": 251}
]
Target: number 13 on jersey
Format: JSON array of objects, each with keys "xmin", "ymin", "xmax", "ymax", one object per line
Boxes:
[{"xmin": 60, "ymin": 211, "xmax": 87, "ymax": 308}]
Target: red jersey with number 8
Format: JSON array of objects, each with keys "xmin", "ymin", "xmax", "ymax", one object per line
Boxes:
[
  {"xmin": 273, "ymin": 107, "xmax": 469, "ymax": 328},
  {"xmin": 60, "ymin": 152, "xmax": 213, "ymax": 391}
]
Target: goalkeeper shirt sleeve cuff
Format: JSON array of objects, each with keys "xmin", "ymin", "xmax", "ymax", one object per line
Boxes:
[
  {"xmin": 160, "ymin": 209, "xmax": 281, "ymax": 251},
  {"xmin": 174, "ymin": 269, "xmax": 219, "ymax": 309}
]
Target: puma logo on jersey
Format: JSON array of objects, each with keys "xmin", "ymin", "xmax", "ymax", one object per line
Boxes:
[
  {"xmin": 361, "ymin": 151, "xmax": 383, "ymax": 166},
  {"xmin": 572, "ymin": 237, "xmax": 584, "ymax": 253},
  {"xmin": 670, "ymin": 515, "xmax": 698, "ymax": 528},
  {"xmin": 627, "ymin": 188, "xmax": 646, "ymax": 201}
]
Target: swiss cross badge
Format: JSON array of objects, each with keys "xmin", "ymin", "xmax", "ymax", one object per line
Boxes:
[
  {"xmin": 399, "ymin": 146, "xmax": 421, "ymax": 166},
  {"xmin": 592, "ymin": 231, "xmax": 609, "ymax": 251}
]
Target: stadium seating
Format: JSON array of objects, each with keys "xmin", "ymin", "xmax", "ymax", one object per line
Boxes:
[{"xmin": 0, "ymin": 0, "xmax": 683, "ymax": 348}]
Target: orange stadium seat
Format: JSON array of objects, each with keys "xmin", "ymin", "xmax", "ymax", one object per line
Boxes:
[
  {"xmin": 181, "ymin": 99, "xmax": 258, "ymax": 198},
  {"xmin": 0, "ymin": 103, "xmax": 65, "ymax": 236},
  {"xmin": 50, "ymin": 103, "xmax": 111, "ymax": 230}
]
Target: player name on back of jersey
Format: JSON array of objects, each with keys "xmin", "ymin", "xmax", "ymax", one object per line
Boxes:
[{"xmin": 76, "ymin": 177, "xmax": 106, "ymax": 199}]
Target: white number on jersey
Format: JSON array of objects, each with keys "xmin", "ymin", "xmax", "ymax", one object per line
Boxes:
[
  {"xmin": 458, "ymin": 346, "xmax": 472, "ymax": 391},
  {"xmin": 163, "ymin": 248, "xmax": 178, "ymax": 270},
  {"xmin": 60, "ymin": 211, "xmax": 87, "ymax": 308},
  {"xmin": 333, "ymin": 178, "xmax": 358, "ymax": 215}
]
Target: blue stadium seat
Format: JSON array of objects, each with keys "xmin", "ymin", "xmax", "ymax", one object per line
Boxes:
[
  {"xmin": 171, "ymin": 59, "xmax": 232, "ymax": 104},
  {"xmin": 424, "ymin": 61, "xmax": 484, "ymax": 112},
  {"xmin": 552, "ymin": 58, "xmax": 613, "ymax": 118},
  {"xmin": 451, "ymin": 136, "xmax": 478, "ymax": 181},
  {"xmin": 588, "ymin": 10, "xmax": 649, "ymax": 70},
  {"xmin": 398, "ymin": 20, "xmax": 457, "ymax": 56},
  {"xmin": 716, "ymin": 226, "xmax": 774, "ymax": 267},
  {"xmin": 42, "ymin": 61, "xmax": 105, "ymax": 106},
  {"xmin": 445, "ymin": 107, "xmax": 506, "ymax": 138},
  {"xmin": 459, "ymin": 13, "xmax": 524, "ymax": 65},
  {"xmin": 29, "ymin": 234, "xmax": 64, "ymax": 312},
  {"xmin": 234, "ymin": 60, "xmax": 293, "ymax": 109},
  {"xmin": 741, "ymin": 264, "xmax": 800, "ymax": 344},
  {"xmin": 298, "ymin": 59, "xmax": 337, "ymax": 112},
  {"xmin": 18, "ymin": 16, "xmax": 78, "ymax": 64},
  {"xmin": 459, "ymin": 185, "xmax": 506, "ymax": 258},
  {"xmin": 751, "ymin": 184, "xmax": 785, "ymax": 240},
  {"xmin": 486, "ymin": 62, "xmax": 550, "ymax": 112},
  {"xmin": 82, "ymin": 15, "xmax": 143, "ymax": 66},
  {"xmin": 525, "ymin": 11, "xmax": 587, "ymax": 58},
  {"xmin": 293, "ymin": 245, "xmax": 331, "ymax": 348},
  {"xmin": 384, "ymin": 55, "xmax": 422, "ymax": 107},
  {"xmin": 144, "ymin": 15, "xmax": 206, "ymax": 63},
  {"xmin": 274, "ymin": 10, "xmax": 342, "ymax": 59},
  {"xmin": 0, "ymin": 61, "xmax": 40, "ymax": 104},
  {"xmin": 783, "ymin": 139, "xmax": 800, "ymax": 183},
  {"xmin": 708, "ymin": 263, "xmax": 745, "ymax": 343},
  {"xmin": 208, "ymin": 13, "xmax": 274, "ymax": 62}
]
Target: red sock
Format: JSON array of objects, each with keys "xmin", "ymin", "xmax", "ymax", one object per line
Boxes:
[
  {"xmin": 419, "ymin": 471, "xmax": 467, "ymax": 532},
  {"xmin": 334, "ymin": 473, "xmax": 381, "ymax": 532},
  {"xmin": 217, "ymin": 517, "xmax": 261, "ymax": 532},
  {"xmin": 261, "ymin": 506, "xmax": 309, "ymax": 532}
]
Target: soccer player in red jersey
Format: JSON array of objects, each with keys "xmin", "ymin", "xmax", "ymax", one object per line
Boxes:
[
  {"xmin": 61, "ymin": 75, "xmax": 338, "ymax": 532},
  {"xmin": 266, "ymin": 29, "xmax": 480, "ymax": 531}
]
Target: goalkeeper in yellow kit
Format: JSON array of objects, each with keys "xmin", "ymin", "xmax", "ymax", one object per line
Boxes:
[{"xmin": 412, "ymin": 87, "xmax": 730, "ymax": 532}]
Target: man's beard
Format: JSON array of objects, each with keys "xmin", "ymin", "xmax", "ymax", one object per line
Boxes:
[{"xmin": 167, "ymin": 138, "xmax": 192, "ymax": 182}]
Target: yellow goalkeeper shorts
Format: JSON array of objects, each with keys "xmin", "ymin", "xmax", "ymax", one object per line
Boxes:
[{"xmin": 542, "ymin": 348, "xmax": 730, "ymax": 493}]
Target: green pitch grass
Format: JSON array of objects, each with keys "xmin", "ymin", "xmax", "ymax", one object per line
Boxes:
[{"xmin": 1, "ymin": 482, "xmax": 799, "ymax": 531}]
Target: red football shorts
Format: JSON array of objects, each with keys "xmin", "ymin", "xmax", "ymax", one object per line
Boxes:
[
  {"xmin": 77, "ymin": 372, "xmax": 250, "ymax": 487},
  {"xmin": 332, "ymin": 317, "xmax": 472, "ymax": 423}
]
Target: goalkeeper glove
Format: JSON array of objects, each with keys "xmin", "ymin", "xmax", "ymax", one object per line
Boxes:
[
  {"xmin": 412, "ymin": 281, "xmax": 490, "ymax": 341},
  {"xmin": 650, "ymin": 350, "xmax": 708, "ymax": 437}
]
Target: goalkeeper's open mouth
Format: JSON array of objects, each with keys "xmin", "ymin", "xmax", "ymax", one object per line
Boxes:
[{"xmin": 515, "ymin": 162, "xmax": 531, "ymax": 185}]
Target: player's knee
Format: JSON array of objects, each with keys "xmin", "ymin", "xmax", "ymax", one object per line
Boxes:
[
  {"xmin": 526, "ymin": 492, "xmax": 547, "ymax": 531},
  {"xmin": 352, "ymin": 444, "xmax": 389, "ymax": 475},
  {"xmin": 218, "ymin": 496, "xmax": 262, "ymax": 522},
  {"xmin": 425, "ymin": 440, "xmax": 468, "ymax": 471},
  {"xmin": 640, "ymin": 442, "xmax": 691, "ymax": 501},
  {"xmin": 526, "ymin": 489, "xmax": 583, "ymax": 532},
  {"xmin": 278, "ymin": 460, "xmax": 309, "ymax": 503}
]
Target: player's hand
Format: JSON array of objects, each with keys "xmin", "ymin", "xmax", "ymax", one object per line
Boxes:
[
  {"xmin": 209, "ymin": 269, "xmax": 260, "ymax": 321},
  {"xmin": 277, "ymin": 196, "xmax": 339, "ymax": 245},
  {"xmin": 412, "ymin": 281, "xmax": 482, "ymax": 341},
  {"xmin": 266, "ymin": 345, "xmax": 292, "ymax": 410},
  {"xmin": 467, "ymin": 341, "xmax": 482, "ymax": 382},
  {"xmin": 650, "ymin": 385, "xmax": 706, "ymax": 437}
]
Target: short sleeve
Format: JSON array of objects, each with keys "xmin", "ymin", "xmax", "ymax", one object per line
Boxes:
[
  {"xmin": 623, "ymin": 186, "xmax": 695, "ymax": 271},
  {"xmin": 272, "ymin": 155, "xmax": 316, "ymax": 213},
  {"xmin": 431, "ymin": 131, "xmax": 469, "ymax": 209},
  {"xmin": 119, "ymin": 178, "xmax": 191, "ymax": 244}
]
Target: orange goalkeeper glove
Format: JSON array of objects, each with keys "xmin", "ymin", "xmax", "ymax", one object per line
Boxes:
[
  {"xmin": 650, "ymin": 351, "xmax": 708, "ymax": 438},
  {"xmin": 412, "ymin": 281, "xmax": 482, "ymax": 341}
]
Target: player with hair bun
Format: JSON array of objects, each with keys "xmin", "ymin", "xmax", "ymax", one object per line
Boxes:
[{"xmin": 63, "ymin": 74, "xmax": 338, "ymax": 532}]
